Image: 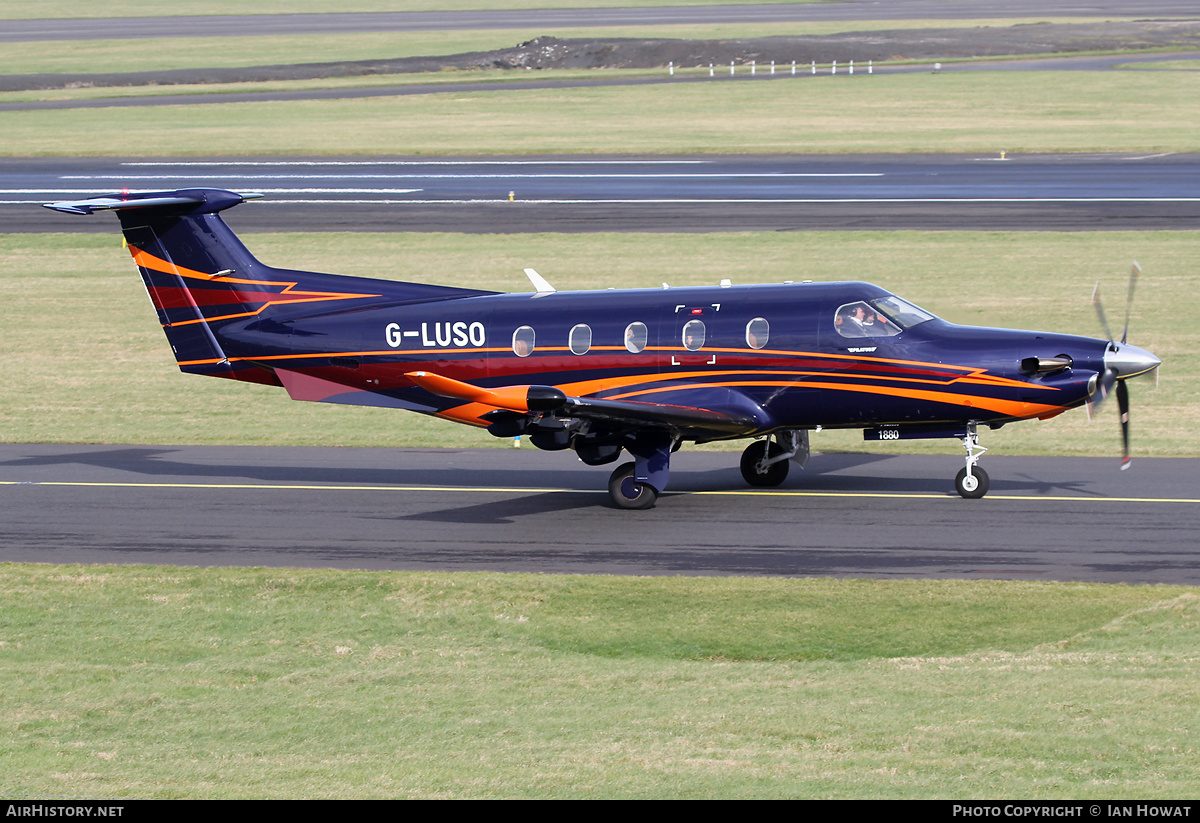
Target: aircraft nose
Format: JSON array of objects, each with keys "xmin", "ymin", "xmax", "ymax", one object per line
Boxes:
[{"xmin": 1103, "ymin": 341, "xmax": 1161, "ymax": 379}]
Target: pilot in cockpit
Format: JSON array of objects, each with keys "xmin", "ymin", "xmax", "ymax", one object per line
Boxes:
[{"xmin": 836, "ymin": 303, "xmax": 870, "ymax": 337}]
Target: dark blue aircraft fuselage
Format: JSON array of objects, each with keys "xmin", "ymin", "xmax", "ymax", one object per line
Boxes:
[{"xmin": 45, "ymin": 188, "xmax": 1158, "ymax": 506}]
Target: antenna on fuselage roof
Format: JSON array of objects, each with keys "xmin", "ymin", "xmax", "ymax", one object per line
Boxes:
[{"xmin": 523, "ymin": 268, "xmax": 555, "ymax": 295}]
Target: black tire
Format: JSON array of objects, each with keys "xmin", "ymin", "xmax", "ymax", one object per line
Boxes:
[
  {"xmin": 740, "ymin": 440, "xmax": 790, "ymax": 487},
  {"xmin": 954, "ymin": 466, "xmax": 990, "ymax": 499},
  {"xmin": 607, "ymin": 461, "xmax": 658, "ymax": 510}
]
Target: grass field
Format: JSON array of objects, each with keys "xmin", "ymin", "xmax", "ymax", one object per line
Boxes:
[
  {"xmin": 5, "ymin": 70, "xmax": 1198, "ymax": 157},
  {"xmin": 3, "ymin": 230, "xmax": 1192, "ymax": 457},
  {"xmin": 3, "ymin": 565, "xmax": 1198, "ymax": 799}
]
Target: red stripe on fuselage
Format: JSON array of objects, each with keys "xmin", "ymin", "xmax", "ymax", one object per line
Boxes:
[{"xmin": 129, "ymin": 246, "xmax": 381, "ymax": 322}]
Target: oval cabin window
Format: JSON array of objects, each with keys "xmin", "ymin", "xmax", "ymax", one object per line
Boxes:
[
  {"xmin": 682, "ymin": 319, "xmax": 706, "ymax": 351},
  {"xmin": 569, "ymin": 324, "xmax": 592, "ymax": 355},
  {"xmin": 746, "ymin": 317, "xmax": 769, "ymax": 349},
  {"xmin": 624, "ymin": 322, "xmax": 648, "ymax": 354},
  {"xmin": 512, "ymin": 325, "xmax": 536, "ymax": 357}
]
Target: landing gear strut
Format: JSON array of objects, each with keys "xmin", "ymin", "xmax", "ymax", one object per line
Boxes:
[
  {"xmin": 606, "ymin": 432, "xmax": 674, "ymax": 510},
  {"xmin": 954, "ymin": 423, "xmax": 990, "ymax": 499},
  {"xmin": 739, "ymin": 430, "xmax": 808, "ymax": 488},
  {"xmin": 740, "ymin": 440, "xmax": 789, "ymax": 487}
]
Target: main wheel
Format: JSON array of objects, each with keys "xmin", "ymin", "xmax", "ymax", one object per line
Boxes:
[
  {"xmin": 954, "ymin": 466, "xmax": 990, "ymax": 499},
  {"xmin": 740, "ymin": 440, "xmax": 790, "ymax": 487},
  {"xmin": 607, "ymin": 461, "xmax": 658, "ymax": 510}
]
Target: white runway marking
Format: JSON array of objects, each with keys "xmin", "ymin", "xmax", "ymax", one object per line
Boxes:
[
  {"xmin": 60, "ymin": 173, "xmax": 886, "ymax": 180},
  {"xmin": 7, "ymin": 191, "xmax": 1198, "ymax": 205}
]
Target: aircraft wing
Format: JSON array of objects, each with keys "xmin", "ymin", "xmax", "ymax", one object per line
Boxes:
[{"xmin": 406, "ymin": 371, "xmax": 763, "ymax": 436}]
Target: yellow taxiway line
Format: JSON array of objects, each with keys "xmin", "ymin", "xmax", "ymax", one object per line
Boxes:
[{"xmin": 4, "ymin": 479, "xmax": 1200, "ymax": 504}]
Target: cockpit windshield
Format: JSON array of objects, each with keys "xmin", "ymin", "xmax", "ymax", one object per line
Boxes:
[{"xmin": 835, "ymin": 295, "xmax": 935, "ymax": 339}]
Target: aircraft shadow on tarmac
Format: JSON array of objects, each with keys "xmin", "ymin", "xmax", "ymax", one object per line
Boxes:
[{"xmin": 1, "ymin": 446, "xmax": 1108, "ymax": 520}]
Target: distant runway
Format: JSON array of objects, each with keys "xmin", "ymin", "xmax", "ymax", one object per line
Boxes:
[
  {"xmin": 6, "ymin": 2, "xmax": 1199, "ymax": 42},
  {"xmin": 2, "ymin": 444, "xmax": 1196, "ymax": 583},
  {"xmin": 7, "ymin": 154, "xmax": 1200, "ymax": 232},
  {"xmin": 6, "ymin": 2, "xmax": 1197, "ymax": 42}
]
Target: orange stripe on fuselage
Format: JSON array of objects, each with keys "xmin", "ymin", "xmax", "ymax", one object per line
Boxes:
[
  {"xmin": 130, "ymin": 247, "xmax": 380, "ymax": 326},
  {"xmin": 609, "ymin": 379, "xmax": 1064, "ymax": 421}
]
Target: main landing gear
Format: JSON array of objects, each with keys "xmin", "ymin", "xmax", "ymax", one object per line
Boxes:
[
  {"xmin": 954, "ymin": 423, "xmax": 990, "ymax": 499},
  {"xmin": 607, "ymin": 430, "xmax": 809, "ymax": 508},
  {"xmin": 739, "ymin": 430, "xmax": 809, "ymax": 488},
  {"xmin": 608, "ymin": 462, "xmax": 658, "ymax": 510},
  {"xmin": 605, "ymin": 432, "xmax": 674, "ymax": 510}
]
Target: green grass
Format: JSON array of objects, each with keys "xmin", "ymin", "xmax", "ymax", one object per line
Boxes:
[
  {"xmin": 2, "ymin": 564, "xmax": 1198, "ymax": 798},
  {"xmin": 1120, "ymin": 59, "xmax": 1200, "ymax": 71},
  {"xmin": 2, "ymin": 230, "xmax": 1193, "ymax": 458},
  {"xmin": 5, "ymin": 71, "xmax": 1199, "ymax": 156}
]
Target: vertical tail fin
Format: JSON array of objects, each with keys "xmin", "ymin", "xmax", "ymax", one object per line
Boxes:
[
  {"xmin": 48, "ymin": 189, "xmax": 277, "ymax": 379},
  {"xmin": 46, "ymin": 188, "xmax": 498, "ymax": 383}
]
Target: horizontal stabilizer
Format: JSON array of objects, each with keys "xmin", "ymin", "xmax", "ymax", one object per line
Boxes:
[{"xmin": 44, "ymin": 189, "xmax": 262, "ymax": 216}]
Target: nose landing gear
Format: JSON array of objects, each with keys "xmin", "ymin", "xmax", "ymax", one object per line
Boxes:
[{"xmin": 954, "ymin": 424, "xmax": 990, "ymax": 499}]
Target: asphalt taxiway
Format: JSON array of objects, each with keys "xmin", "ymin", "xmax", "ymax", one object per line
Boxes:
[
  {"xmin": 3, "ymin": 444, "xmax": 1197, "ymax": 583},
  {"xmin": 7, "ymin": 154, "xmax": 1199, "ymax": 232}
]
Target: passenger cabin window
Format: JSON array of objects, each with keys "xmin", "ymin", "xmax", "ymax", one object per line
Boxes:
[
  {"xmin": 624, "ymin": 322, "xmax": 648, "ymax": 353},
  {"xmin": 746, "ymin": 317, "xmax": 769, "ymax": 349},
  {"xmin": 512, "ymin": 325, "xmax": 536, "ymax": 357},
  {"xmin": 682, "ymin": 319, "xmax": 706, "ymax": 351},
  {"xmin": 569, "ymin": 324, "xmax": 592, "ymax": 355}
]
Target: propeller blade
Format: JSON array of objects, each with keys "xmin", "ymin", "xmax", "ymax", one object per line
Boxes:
[
  {"xmin": 1091, "ymin": 264, "xmax": 1154, "ymax": 469},
  {"xmin": 1117, "ymin": 379, "xmax": 1131, "ymax": 470},
  {"xmin": 1120, "ymin": 261, "xmax": 1140, "ymax": 344},
  {"xmin": 1089, "ymin": 367, "xmax": 1117, "ymax": 414},
  {"xmin": 1092, "ymin": 282, "xmax": 1114, "ymax": 342}
]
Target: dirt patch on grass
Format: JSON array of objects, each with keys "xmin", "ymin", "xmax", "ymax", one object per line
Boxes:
[{"xmin": 5, "ymin": 20, "xmax": 1200, "ymax": 92}]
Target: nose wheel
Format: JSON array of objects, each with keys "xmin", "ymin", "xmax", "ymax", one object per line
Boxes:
[
  {"xmin": 954, "ymin": 465, "xmax": 990, "ymax": 499},
  {"xmin": 955, "ymin": 424, "xmax": 990, "ymax": 499}
]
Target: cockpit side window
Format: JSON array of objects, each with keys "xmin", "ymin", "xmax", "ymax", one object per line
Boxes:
[
  {"xmin": 836, "ymin": 296, "xmax": 933, "ymax": 339},
  {"xmin": 835, "ymin": 301, "xmax": 885, "ymax": 338}
]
